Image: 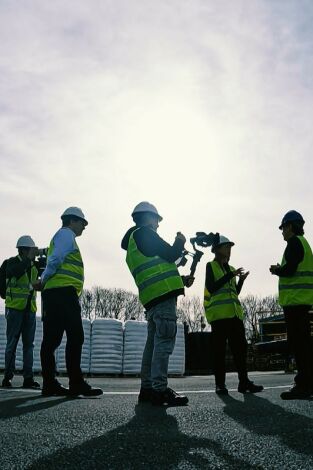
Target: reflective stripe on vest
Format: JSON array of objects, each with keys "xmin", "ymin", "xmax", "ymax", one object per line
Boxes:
[
  {"xmin": 279, "ymin": 236, "xmax": 313, "ymax": 307},
  {"xmin": 5, "ymin": 259, "xmax": 38, "ymax": 312},
  {"xmin": 126, "ymin": 229, "xmax": 184, "ymax": 307},
  {"xmin": 204, "ymin": 261, "xmax": 243, "ymax": 323},
  {"xmin": 44, "ymin": 237, "xmax": 84, "ymax": 296}
]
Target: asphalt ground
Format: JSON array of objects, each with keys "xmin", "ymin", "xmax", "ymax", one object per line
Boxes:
[{"xmin": 0, "ymin": 372, "xmax": 312, "ymax": 470}]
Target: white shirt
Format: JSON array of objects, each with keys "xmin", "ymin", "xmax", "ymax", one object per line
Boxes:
[{"xmin": 41, "ymin": 227, "xmax": 77, "ymax": 284}]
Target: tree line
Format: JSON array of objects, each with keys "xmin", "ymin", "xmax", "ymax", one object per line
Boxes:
[{"xmin": 80, "ymin": 287, "xmax": 282, "ymax": 343}]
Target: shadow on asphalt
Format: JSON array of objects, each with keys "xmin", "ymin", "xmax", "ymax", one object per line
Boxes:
[
  {"xmin": 0, "ymin": 394, "xmax": 72, "ymax": 419},
  {"xmin": 26, "ymin": 404, "xmax": 260, "ymax": 470},
  {"xmin": 219, "ymin": 393, "xmax": 313, "ymax": 457}
]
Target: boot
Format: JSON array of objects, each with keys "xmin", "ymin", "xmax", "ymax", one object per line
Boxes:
[
  {"xmin": 23, "ymin": 378, "xmax": 41, "ymax": 389},
  {"xmin": 69, "ymin": 380, "xmax": 103, "ymax": 397},
  {"xmin": 238, "ymin": 379, "xmax": 263, "ymax": 394},
  {"xmin": 42, "ymin": 379, "xmax": 70, "ymax": 397},
  {"xmin": 138, "ymin": 387, "xmax": 153, "ymax": 403},
  {"xmin": 2, "ymin": 377, "xmax": 12, "ymax": 388},
  {"xmin": 280, "ymin": 385, "xmax": 311, "ymax": 400},
  {"xmin": 151, "ymin": 388, "xmax": 189, "ymax": 406},
  {"xmin": 215, "ymin": 384, "xmax": 229, "ymax": 395}
]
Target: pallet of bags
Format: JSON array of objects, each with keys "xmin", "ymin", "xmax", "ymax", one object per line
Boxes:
[
  {"xmin": 122, "ymin": 320, "xmax": 147, "ymax": 375},
  {"xmin": 0, "ymin": 313, "xmax": 6, "ymax": 369},
  {"xmin": 168, "ymin": 323, "xmax": 185, "ymax": 376},
  {"xmin": 90, "ymin": 319, "xmax": 123, "ymax": 374},
  {"xmin": 56, "ymin": 319, "xmax": 91, "ymax": 374},
  {"xmin": 33, "ymin": 316, "xmax": 43, "ymax": 372}
]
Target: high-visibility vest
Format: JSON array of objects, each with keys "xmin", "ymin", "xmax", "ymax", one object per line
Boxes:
[
  {"xmin": 44, "ymin": 235, "xmax": 84, "ymax": 296},
  {"xmin": 279, "ymin": 236, "xmax": 313, "ymax": 307},
  {"xmin": 5, "ymin": 257, "xmax": 38, "ymax": 312},
  {"xmin": 126, "ymin": 229, "xmax": 184, "ymax": 307},
  {"xmin": 204, "ymin": 260, "xmax": 243, "ymax": 323}
]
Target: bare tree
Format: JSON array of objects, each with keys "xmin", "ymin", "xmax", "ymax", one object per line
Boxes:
[
  {"xmin": 80, "ymin": 289, "xmax": 95, "ymax": 320},
  {"xmin": 177, "ymin": 296, "xmax": 206, "ymax": 332}
]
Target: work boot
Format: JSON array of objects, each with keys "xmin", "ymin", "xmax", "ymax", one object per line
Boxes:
[
  {"xmin": 138, "ymin": 387, "xmax": 153, "ymax": 403},
  {"xmin": 69, "ymin": 380, "xmax": 103, "ymax": 397},
  {"xmin": 42, "ymin": 380, "xmax": 70, "ymax": 397},
  {"xmin": 238, "ymin": 379, "xmax": 263, "ymax": 394},
  {"xmin": 23, "ymin": 378, "xmax": 41, "ymax": 389},
  {"xmin": 151, "ymin": 388, "xmax": 189, "ymax": 406},
  {"xmin": 215, "ymin": 384, "xmax": 229, "ymax": 396},
  {"xmin": 2, "ymin": 377, "xmax": 12, "ymax": 388},
  {"xmin": 280, "ymin": 385, "xmax": 311, "ymax": 400}
]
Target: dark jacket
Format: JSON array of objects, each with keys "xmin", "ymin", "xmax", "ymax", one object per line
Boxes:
[
  {"xmin": 121, "ymin": 226, "xmax": 185, "ymax": 310},
  {"xmin": 275, "ymin": 236, "xmax": 304, "ymax": 277}
]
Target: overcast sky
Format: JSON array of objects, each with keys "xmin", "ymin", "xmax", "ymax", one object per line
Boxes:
[{"xmin": 1, "ymin": 0, "xmax": 313, "ymax": 304}]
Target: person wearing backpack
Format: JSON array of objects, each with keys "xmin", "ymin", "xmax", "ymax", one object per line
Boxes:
[{"xmin": 1, "ymin": 236, "xmax": 40, "ymax": 389}]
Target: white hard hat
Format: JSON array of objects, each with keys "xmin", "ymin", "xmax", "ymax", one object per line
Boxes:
[
  {"xmin": 16, "ymin": 235, "xmax": 37, "ymax": 248},
  {"xmin": 61, "ymin": 207, "xmax": 88, "ymax": 225},
  {"xmin": 212, "ymin": 235, "xmax": 235, "ymax": 252},
  {"xmin": 131, "ymin": 201, "xmax": 163, "ymax": 221}
]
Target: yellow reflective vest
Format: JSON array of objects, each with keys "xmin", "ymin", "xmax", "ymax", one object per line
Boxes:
[
  {"xmin": 5, "ymin": 257, "xmax": 38, "ymax": 313},
  {"xmin": 204, "ymin": 260, "xmax": 243, "ymax": 323},
  {"xmin": 279, "ymin": 236, "xmax": 313, "ymax": 307},
  {"xmin": 126, "ymin": 229, "xmax": 184, "ymax": 307}
]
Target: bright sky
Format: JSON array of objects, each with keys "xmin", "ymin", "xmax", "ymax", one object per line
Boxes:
[{"xmin": 1, "ymin": 0, "xmax": 313, "ymax": 303}]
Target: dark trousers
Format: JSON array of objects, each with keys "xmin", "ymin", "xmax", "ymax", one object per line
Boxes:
[
  {"xmin": 40, "ymin": 287, "xmax": 84, "ymax": 386},
  {"xmin": 283, "ymin": 305, "xmax": 313, "ymax": 390},
  {"xmin": 211, "ymin": 317, "xmax": 248, "ymax": 386}
]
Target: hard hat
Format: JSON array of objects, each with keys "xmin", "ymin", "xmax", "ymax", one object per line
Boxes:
[
  {"xmin": 16, "ymin": 235, "xmax": 37, "ymax": 248},
  {"xmin": 61, "ymin": 207, "xmax": 88, "ymax": 225},
  {"xmin": 279, "ymin": 210, "xmax": 305, "ymax": 230},
  {"xmin": 131, "ymin": 202, "xmax": 163, "ymax": 221},
  {"xmin": 211, "ymin": 235, "xmax": 235, "ymax": 252}
]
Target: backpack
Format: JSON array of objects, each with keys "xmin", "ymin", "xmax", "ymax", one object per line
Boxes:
[{"xmin": 0, "ymin": 259, "xmax": 8, "ymax": 299}]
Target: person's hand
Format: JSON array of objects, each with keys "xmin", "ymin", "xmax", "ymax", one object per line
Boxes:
[
  {"xmin": 32, "ymin": 280, "xmax": 43, "ymax": 291},
  {"xmin": 234, "ymin": 267, "xmax": 245, "ymax": 277},
  {"xmin": 182, "ymin": 275, "xmax": 195, "ymax": 288},
  {"xmin": 239, "ymin": 271, "xmax": 250, "ymax": 282},
  {"xmin": 176, "ymin": 232, "xmax": 186, "ymax": 244},
  {"xmin": 270, "ymin": 264, "xmax": 280, "ymax": 274}
]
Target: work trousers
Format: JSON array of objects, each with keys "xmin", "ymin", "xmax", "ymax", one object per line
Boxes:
[
  {"xmin": 141, "ymin": 297, "xmax": 177, "ymax": 392},
  {"xmin": 211, "ymin": 316, "xmax": 248, "ymax": 386},
  {"xmin": 41, "ymin": 286, "xmax": 84, "ymax": 386},
  {"xmin": 283, "ymin": 305, "xmax": 313, "ymax": 390},
  {"xmin": 4, "ymin": 307, "xmax": 36, "ymax": 380}
]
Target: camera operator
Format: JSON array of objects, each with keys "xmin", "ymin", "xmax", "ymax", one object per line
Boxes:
[
  {"xmin": 1, "ymin": 236, "xmax": 40, "ymax": 389},
  {"xmin": 121, "ymin": 202, "xmax": 194, "ymax": 406}
]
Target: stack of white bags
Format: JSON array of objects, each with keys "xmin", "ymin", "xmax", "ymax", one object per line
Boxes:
[
  {"xmin": 168, "ymin": 323, "xmax": 186, "ymax": 375},
  {"xmin": 123, "ymin": 320, "xmax": 147, "ymax": 374},
  {"xmin": 0, "ymin": 313, "xmax": 6, "ymax": 369},
  {"xmin": 33, "ymin": 317, "xmax": 43, "ymax": 372},
  {"xmin": 90, "ymin": 319, "xmax": 123, "ymax": 374}
]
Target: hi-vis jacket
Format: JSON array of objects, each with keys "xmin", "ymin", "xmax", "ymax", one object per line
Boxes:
[
  {"xmin": 204, "ymin": 260, "xmax": 243, "ymax": 323},
  {"xmin": 279, "ymin": 236, "xmax": 313, "ymax": 307},
  {"xmin": 126, "ymin": 229, "xmax": 184, "ymax": 307},
  {"xmin": 6, "ymin": 257, "xmax": 38, "ymax": 312}
]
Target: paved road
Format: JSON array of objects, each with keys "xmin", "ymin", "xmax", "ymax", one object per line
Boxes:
[{"xmin": 0, "ymin": 372, "xmax": 312, "ymax": 469}]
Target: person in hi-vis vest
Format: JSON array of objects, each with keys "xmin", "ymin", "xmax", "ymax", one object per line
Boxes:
[
  {"xmin": 2, "ymin": 236, "xmax": 40, "ymax": 390},
  {"xmin": 270, "ymin": 210, "xmax": 313, "ymax": 400},
  {"xmin": 34, "ymin": 207, "xmax": 102, "ymax": 397},
  {"xmin": 122, "ymin": 202, "xmax": 194, "ymax": 406},
  {"xmin": 204, "ymin": 234, "xmax": 263, "ymax": 395}
]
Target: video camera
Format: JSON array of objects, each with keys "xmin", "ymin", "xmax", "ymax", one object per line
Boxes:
[{"xmin": 177, "ymin": 232, "xmax": 219, "ymax": 276}]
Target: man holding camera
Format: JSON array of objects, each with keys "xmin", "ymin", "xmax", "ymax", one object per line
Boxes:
[
  {"xmin": 2, "ymin": 236, "xmax": 40, "ymax": 389},
  {"xmin": 122, "ymin": 201, "xmax": 194, "ymax": 406},
  {"xmin": 35, "ymin": 207, "xmax": 103, "ymax": 397}
]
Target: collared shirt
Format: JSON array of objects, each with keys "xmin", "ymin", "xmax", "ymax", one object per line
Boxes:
[{"xmin": 41, "ymin": 227, "xmax": 77, "ymax": 284}]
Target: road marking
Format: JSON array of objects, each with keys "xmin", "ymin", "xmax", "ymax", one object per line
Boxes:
[{"xmin": 0, "ymin": 385, "xmax": 292, "ymax": 396}]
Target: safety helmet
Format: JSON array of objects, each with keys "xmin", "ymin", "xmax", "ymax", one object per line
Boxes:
[
  {"xmin": 131, "ymin": 202, "xmax": 163, "ymax": 221},
  {"xmin": 61, "ymin": 207, "xmax": 88, "ymax": 225},
  {"xmin": 211, "ymin": 235, "xmax": 235, "ymax": 253},
  {"xmin": 16, "ymin": 235, "xmax": 37, "ymax": 248},
  {"xmin": 279, "ymin": 210, "xmax": 305, "ymax": 230}
]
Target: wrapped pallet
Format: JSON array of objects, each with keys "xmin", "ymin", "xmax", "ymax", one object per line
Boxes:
[
  {"xmin": 56, "ymin": 318, "xmax": 91, "ymax": 374},
  {"xmin": 168, "ymin": 323, "xmax": 186, "ymax": 375},
  {"xmin": 0, "ymin": 313, "xmax": 6, "ymax": 369},
  {"xmin": 123, "ymin": 320, "xmax": 147, "ymax": 375},
  {"xmin": 33, "ymin": 317, "xmax": 43, "ymax": 372},
  {"xmin": 90, "ymin": 318, "xmax": 123, "ymax": 374}
]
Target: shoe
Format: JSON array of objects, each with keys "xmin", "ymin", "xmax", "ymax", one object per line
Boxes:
[
  {"xmin": 42, "ymin": 380, "xmax": 70, "ymax": 397},
  {"xmin": 238, "ymin": 380, "xmax": 264, "ymax": 394},
  {"xmin": 69, "ymin": 380, "xmax": 103, "ymax": 397},
  {"xmin": 23, "ymin": 379, "xmax": 41, "ymax": 389},
  {"xmin": 215, "ymin": 384, "xmax": 229, "ymax": 395},
  {"xmin": 138, "ymin": 387, "xmax": 153, "ymax": 403},
  {"xmin": 280, "ymin": 385, "xmax": 311, "ymax": 400},
  {"xmin": 2, "ymin": 378, "xmax": 12, "ymax": 388},
  {"xmin": 151, "ymin": 388, "xmax": 189, "ymax": 406}
]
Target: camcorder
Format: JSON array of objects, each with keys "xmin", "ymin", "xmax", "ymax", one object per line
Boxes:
[
  {"xmin": 36, "ymin": 248, "xmax": 48, "ymax": 275},
  {"xmin": 177, "ymin": 232, "xmax": 219, "ymax": 276}
]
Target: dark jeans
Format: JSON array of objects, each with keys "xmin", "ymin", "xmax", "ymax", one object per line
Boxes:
[
  {"xmin": 41, "ymin": 286, "xmax": 84, "ymax": 386},
  {"xmin": 211, "ymin": 316, "xmax": 248, "ymax": 386},
  {"xmin": 283, "ymin": 305, "xmax": 313, "ymax": 390},
  {"xmin": 4, "ymin": 308, "xmax": 36, "ymax": 380}
]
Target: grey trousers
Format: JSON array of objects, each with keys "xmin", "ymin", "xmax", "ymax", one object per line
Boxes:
[
  {"xmin": 4, "ymin": 307, "xmax": 36, "ymax": 380},
  {"xmin": 141, "ymin": 297, "xmax": 177, "ymax": 392}
]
